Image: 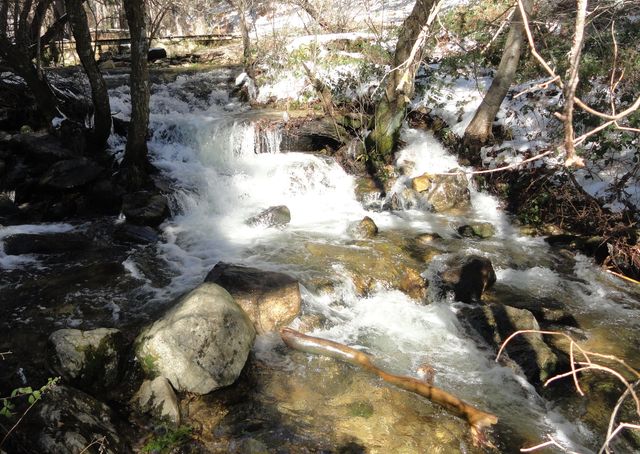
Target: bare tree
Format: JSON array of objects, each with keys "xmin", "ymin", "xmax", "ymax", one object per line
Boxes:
[
  {"xmin": 463, "ymin": 0, "xmax": 533, "ymax": 158},
  {"xmin": 0, "ymin": 0, "xmax": 61, "ymax": 123},
  {"xmin": 122, "ymin": 0, "xmax": 151, "ymax": 188},
  {"xmin": 65, "ymin": 0, "xmax": 112, "ymax": 147},
  {"xmin": 364, "ymin": 0, "xmax": 443, "ymax": 178}
]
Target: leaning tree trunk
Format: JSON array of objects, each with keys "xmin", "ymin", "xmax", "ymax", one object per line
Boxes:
[
  {"xmin": 365, "ymin": 0, "xmax": 442, "ymax": 178},
  {"xmin": 122, "ymin": 0, "xmax": 150, "ymax": 188},
  {"xmin": 65, "ymin": 0, "xmax": 112, "ymax": 148},
  {"xmin": 463, "ymin": 0, "xmax": 532, "ymax": 156}
]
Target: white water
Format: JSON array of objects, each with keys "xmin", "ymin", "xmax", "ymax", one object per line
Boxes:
[{"xmin": 105, "ymin": 69, "xmax": 640, "ymax": 451}]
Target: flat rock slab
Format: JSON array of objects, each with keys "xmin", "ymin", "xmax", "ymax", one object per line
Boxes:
[
  {"xmin": 3, "ymin": 232, "xmax": 92, "ymax": 255},
  {"xmin": 9, "ymin": 132, "xmax": 76, "ymax": 162},
  {"xmin": 39, "ymin": 158, "xmax": 104, "ymax": 189},
  {"xmin": 205, "ymin": 262, "xmax": 301, "ymax": 334}
]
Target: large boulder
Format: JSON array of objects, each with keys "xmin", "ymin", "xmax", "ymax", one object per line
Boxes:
[
  {"xmin": 411, "ymin": 171, "xmax": 470, "ymax": 213},
  {"xmin": 438, "ymin": 255, "xmax": 496, "ymax": 303},
  {"xmin": 30, "ymin": 385, "xmax": 128, "ymax": 454},
  {"xmin": 39, "ymin": 158, "xmax": 104, "ymax": 190},
  {"xmin": 9, "ymin": 131, "xmax": 76, "ymax": 162},
  {"xmin": 135, "ymin": 282, "xmax": 255, "ymax": 394},
  {"xmin": 122, "ymin": 191, "xmax": 170, "ymax": 227},
  {"xmin": 3, "ymin": 232, "xmax": 91, "ymax": 255},
  {"xmin": 47, "ymin": 328, "xmax": 126, "ymax": 393},
  {"xmin": 245, "ymin": 205, "xmax": 291, "ymax": 228},
  {"xmin": 459, "ymin": 303, "xmax": 561, "ymax": 384},
  {"xmin": 205, "ymin": 262, "xmax": 301, "ymax": 334}
]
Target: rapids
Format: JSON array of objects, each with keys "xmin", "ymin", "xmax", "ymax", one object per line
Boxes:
[{"xmin": 109, "ymin": 68, "xmax": 640, "ymax": 451}]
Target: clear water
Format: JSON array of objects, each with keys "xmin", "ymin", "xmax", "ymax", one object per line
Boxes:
[{"xmin": 107, "ymin": 69, "xmax": 640, "ymax": 453}]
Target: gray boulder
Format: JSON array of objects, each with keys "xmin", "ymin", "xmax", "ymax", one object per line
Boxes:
[
  {"xmin": 460, "ymin": 303, "xmax": 561, "ymax": 384},
  {"xmin": 33, "ymin": 385, "xmax": 128, "ymax": 454},
  {"xmin": 439, "ymin": 255, "xmax": 496, "ymax": 303},
  {"xmin": 132, "ymin": 376, "xmax": 181, "ymax": 425},
  {"xmin": 246, "ymin": 205, "xmax": 291, "ymax": 228},
  {"xmin": 135, "ymin": 282, "xmax": 255, "ymax": 394},
  {"xmin": 114, "ymin": 223, "xmax": 160, "ymax": 244},
  {"xmin": 205, "ymin": 262, "xmax": 301, "ymax": 334},
  {"xmin": 48, "ymin": 328, "xmax": 126, "ymax": 393}
]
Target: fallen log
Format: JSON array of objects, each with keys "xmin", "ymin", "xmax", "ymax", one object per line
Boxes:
[{"xmin": 280, "ymin": 327, "xmax": 498, "ymax": 445}]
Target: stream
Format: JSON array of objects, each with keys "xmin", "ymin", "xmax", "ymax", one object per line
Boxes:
[{"xmin": 3, "ymin": 67, "xmax": 640, "ymax": 452}]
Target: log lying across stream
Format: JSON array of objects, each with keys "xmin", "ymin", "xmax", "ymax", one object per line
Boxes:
[{"xmin": 280, "ymin": 327, "xmax": 498, "ymax": 444}]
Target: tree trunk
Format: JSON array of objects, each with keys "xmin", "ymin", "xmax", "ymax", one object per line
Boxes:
[
  {"xmin": 65, "ymin": 0, "xmax": 111, "ymax": 148},
  {"xmin": 122, "ymin": 0, "xmax": 150, "ymax": 188},
  {"xmin": 0, "ymin": 31, "xmax": 60, "ymax": 124},
  {"xmin": 463, "ymin": 0, "xmax": 532, "ymax": 156},
  {"xmin": 365, "ymin": 0, "xmax": 442, "ymax": 177}
]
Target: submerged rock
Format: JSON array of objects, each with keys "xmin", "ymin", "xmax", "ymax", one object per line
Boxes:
[
  {"xmin": 47, "ymin": 328, "xmax": 126, "ymax": 393},
  {"xmin": 460, "ymin": 303, "xmax": 561, "ymax": 384},
  {"xmin": 133, "ymin": 376, "xmax": 181, "ymax": 426},
  {"xmin": 439, "ymin": 255, "xmax": 496, "ymax": 303},
  {"xmin": 122, "ymin": 191, "xmax": 170, "ymax": 227},
  {"xmin": 3, "ymin": 232, "xmax": 92, "ymax": 255},
  {"xmin": 31, "ymin": 385, "xmax": 128, "ymax": 453},
  {"xmin": 135, "ymin": 282, "xmax": 255, "ymax": 394},
  {"xmin": 205, "ymin": 262, "xmax": 301, "ymax": 334},
  {"xmin": 245, "ymin": 205, "xmax": 291, "ymax": 228},
  {"xmin": 457, "ymin": 222, "xmax": 496, "ymax": 239}
]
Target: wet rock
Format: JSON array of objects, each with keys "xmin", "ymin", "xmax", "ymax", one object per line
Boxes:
[
  {"xmin": 439, "ymin": 255, "xmax": 496, "ymax": 303},
  {"xmin": 99, "ymin": 59, "xmax": 116, "ymax": 70},
  {"xmin": 457, "ymin": 222, "xmax": 496, "ymax": 239},
  {"xmin": 411, "ymin": 171, "xmax": 471, "ymax": 213},
  {"xmin": 89, "ymin": 179, "xmax": 126, "ymax": 214},
  {"xmin": 3, "ymin": 232, "xmax": 91, "ymax": 255},
  {"xmin": 205, "ymin": 262, "xmax": 301, "ymax": 334},
  {"xmin": 48, "ymin": 328, "xmax": 126, "ymax": 393},
  {"xmin": 30, "ymin": 385, "xmax": 128, "ymax": 453},
  {"xmin": 133, "ymin": 376, "xmax": 180, "ymax": 425},
  {"xmin": 112, "ymin": 116, "xmax": 129, "ymax": 137},
  {"xmin": 135, "ymin": 282, "xmax": 255, "ymax": 394},
  {"xmin": 246, "ymin": 205, "xmax": 291, "ymax": 228},
  {"xmin": 39, "ymin": 157, "xmax": 104, "ymax": 190},
  {"xmin": 354, "ymin": 176, "xmax": 382, "ymax": 208},
  {"xmin": 349, "ymin": 216, "xmax": 378, "ymax": 239},
  {"xmin": 114, "ymin": 223, "xmax": 160, "ymax": 244},
  {"xmin": 414, "ymin": 232, "xmax": 442, "ymax": 245},
  {"xmin": 122, "ymin": 191, "xmax": 170, "ymax": 227},
  {"xmin": 460, "ymin": 303, "xmax": 561, "ymax": 384}
]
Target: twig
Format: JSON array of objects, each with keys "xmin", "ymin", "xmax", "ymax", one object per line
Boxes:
[
  {"xmin": 513, "ymin": 76, "xmax": 560, "ymax": 99},
  {"xmin": 520, "ymin": 435, "xmax": 581, "ymax": 453},
  {"xmin": 601, "ymin": 382, "xmax": 639, "ymax": 454},
  {"xmin": 605, "ymin": 269, "xmax": 640, "ymax": 286},
  {"xmin": 78, "ymin": 435, "xmax": 107, "ymax": 453},
  {"xmin": 0, "ymin": 351, "xmax": 12, "ymax": 360},
  {"xmin": 433, "ymin": 148, "xmax": 556, "ymax": 176}
]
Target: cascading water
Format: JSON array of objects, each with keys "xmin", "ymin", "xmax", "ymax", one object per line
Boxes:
[{"xmin": 109, "ymin": 69, "xmax": 640, "ymax": 452}]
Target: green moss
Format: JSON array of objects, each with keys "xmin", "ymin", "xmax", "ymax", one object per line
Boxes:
[
  {"xmin": 347, "ymin": 400, "xmax": 374, "ymax": 418},
  {"xmin": 141, "ymin": 353, "xmax": 160, "ymax": 378}
]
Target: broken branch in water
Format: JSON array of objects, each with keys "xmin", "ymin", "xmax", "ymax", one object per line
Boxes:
[{"xmin": 280, "ymin": 327, "xmax": 498, "ymax": 445}]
